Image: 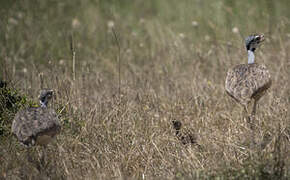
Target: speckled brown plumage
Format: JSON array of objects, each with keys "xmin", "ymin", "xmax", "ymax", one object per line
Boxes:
[
  {"xmin": 225, "ymin": 63, "xmax": 271, "ymax": 107},
  {"xmin": 225, "ymin": 34, "xmax": 271, "ymax": 133},
  {"xmin": 11, "ymin": 90, "xmax": 61, "ymax": 146},
  {"xmin": 12, "ymin": 107, "xmax": 60, "ymax": 146},
  {"xmin": 172, "ymin": 120, "xmax": 198, "ymax": 145}
]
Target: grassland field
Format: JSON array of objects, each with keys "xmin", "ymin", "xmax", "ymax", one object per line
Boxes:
[{"xmin": 0, "ymin": 0, "xmax": 290, "ymax": 179}]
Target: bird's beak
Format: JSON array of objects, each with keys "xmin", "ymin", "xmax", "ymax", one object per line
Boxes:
[{"xmin": 259, "ymin": 34, "xmax": 265, "ymax": 43}]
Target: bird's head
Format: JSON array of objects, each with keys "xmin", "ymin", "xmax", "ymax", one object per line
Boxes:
[
  {"xmin": 245, "ymin": 34, "xmax": 265, "ymax": 52},
  {"xmin": 172, "ymin": 120, "xmax": 182, "ymax": 131},
  {"xmin": 39, "ymin": 89, "xmax": 54, "ymax": 107}
]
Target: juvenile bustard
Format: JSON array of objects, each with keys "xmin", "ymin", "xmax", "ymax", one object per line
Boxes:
[
  {"xmin": 225, "ymin": 34, "xmax": 271, "ymax": 130},
  {"xmin": 172, "ymin": 120, "xmax": 198, "ymax": 145},
  {"xmin": 12, "ymin": 89, "xmax": 61, "ymax": 147}
]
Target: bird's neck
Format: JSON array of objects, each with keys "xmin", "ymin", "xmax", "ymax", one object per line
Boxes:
[{"xmin": 248, "ymin": 50, "xmax": 255, "ymax": 64}]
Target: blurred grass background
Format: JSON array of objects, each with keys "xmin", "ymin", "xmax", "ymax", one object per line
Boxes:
[{"xmin": 0, "ymin": 0, "xmax": 290, "ymax": 179}]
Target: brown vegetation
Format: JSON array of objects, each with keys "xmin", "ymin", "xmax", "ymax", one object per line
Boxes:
[{"xmin": 0, "ymin": 0, "xmax": 289, "ymax": 179}]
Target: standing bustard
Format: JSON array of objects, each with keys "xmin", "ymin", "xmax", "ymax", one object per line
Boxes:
[
  {"xmin": 12, "ymin": 89, "xmax": 61, "ymax": 146},
  {"xmin": 225, "ymin": 34, "xmax": 271, "ymax": 129}
]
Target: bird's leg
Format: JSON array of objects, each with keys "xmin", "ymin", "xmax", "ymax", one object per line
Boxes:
[
  {"xmin": 25, "ymin": 147, "xmax": 38, "ymax": 164},
  {"xmin": 26, "ymin": 148, "xmax": 32, "ymax": 163},
  {"xmin": 243, "ymin": 101, "xmax": 255, "ymax": 130},
  {"xmin": 251, "ymin": 100, "xmax": 257, "ymax": 116},
  {"xmin": 249, "ymin": 100, "xmax": 257, "ymax": 130},
  {"xmin": 40, "ymin": 145, "xmax": 47, "ymax": 168},
  {"xmin": 243, "ymin": 103, "xmax": 256, "ymax": 146},
  {"xmin": 243, "ymin": 105, "xmax": 248, "ymax": 115},
  {"xmin": 37, "ymin": 145, "xmax": 50, "ymax": 177},
  {"xmin": 249, "ymin": 100, "xmax": 258, "ymax": 146},
  {"xmin": 243, "ymin": 104, "xmax": 251, "ymax": 125},
  {"xmin": 25, "ymin": 147, "xmax": 42, "ymax": 172}
]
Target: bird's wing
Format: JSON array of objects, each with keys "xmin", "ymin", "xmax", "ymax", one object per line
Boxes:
[
  {"xmin": 12, "ymin": 107, "xmax": 60, "ymax": 145},
  {"xmin": 225, "ymin": 64, "xmax": 271, "ymax": 105}
]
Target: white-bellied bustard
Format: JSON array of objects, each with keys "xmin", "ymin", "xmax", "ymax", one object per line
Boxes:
[
  {"xmin": 225, "ymin": 34, "xmax": 271, "ymax": 131},
  {"xmin": 12, "ymin": 89, "xmax": 61, "ymax": 167}
]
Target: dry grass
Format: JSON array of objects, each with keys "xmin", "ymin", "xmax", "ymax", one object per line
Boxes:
[{"xmin": 1, "ymin": 0, "xmax": 290, "ymax": 179}]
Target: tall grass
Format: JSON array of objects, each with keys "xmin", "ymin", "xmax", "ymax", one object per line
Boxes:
[{"xmin": 1, "ymin": 0, "xmax": 289, "ymax": 179}]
